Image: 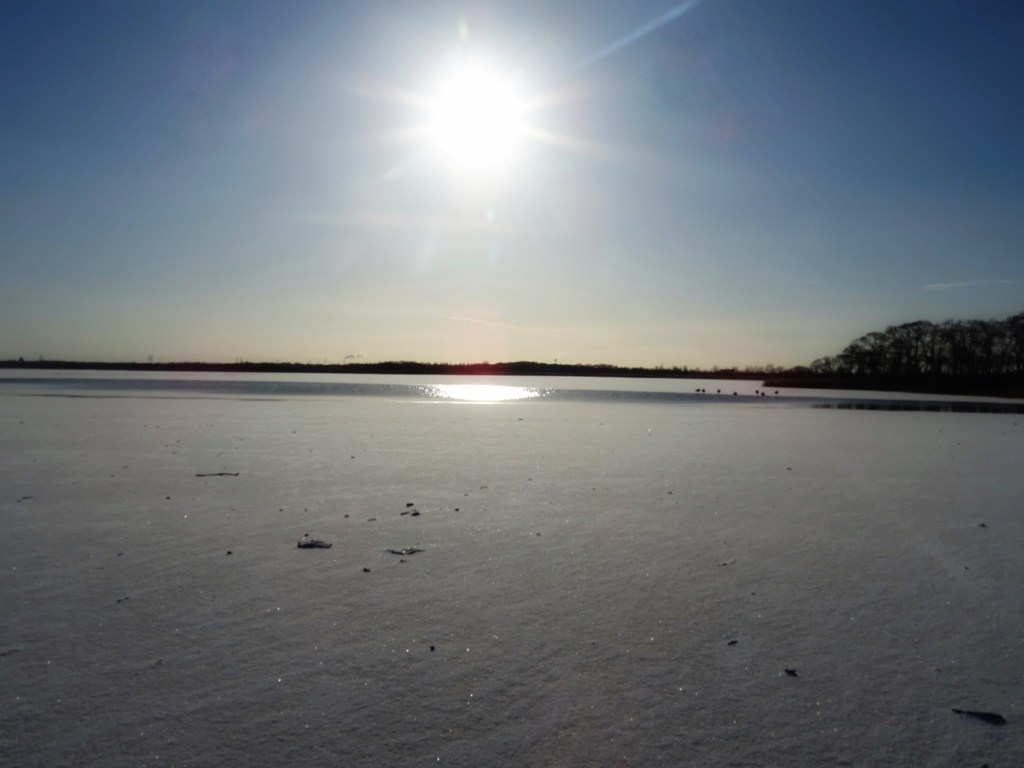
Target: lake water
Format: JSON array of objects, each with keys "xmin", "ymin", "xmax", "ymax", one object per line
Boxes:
[{"xmin": 2, "ymin": 370, "xmax": 1023, "ymax": 413}]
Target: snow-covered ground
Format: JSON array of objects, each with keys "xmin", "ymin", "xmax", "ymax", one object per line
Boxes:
[{"xmin": 2, "ymin": 392, "xmax": 1021, "ymax": 766}]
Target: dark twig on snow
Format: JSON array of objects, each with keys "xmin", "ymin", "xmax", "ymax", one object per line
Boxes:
[{"xmin": 952, "ymin": 709, "xmax": 1006, "ymax": 725}]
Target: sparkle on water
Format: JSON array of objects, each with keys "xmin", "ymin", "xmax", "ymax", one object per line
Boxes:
[{"xmin": 424, "ymin": 384, "xmax": 541, "ymax": 402}]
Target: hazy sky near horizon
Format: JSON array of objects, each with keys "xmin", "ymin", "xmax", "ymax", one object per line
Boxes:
[{"xmin": 2, "ymin": 0, "xmax": 1023, "ymax": 367}]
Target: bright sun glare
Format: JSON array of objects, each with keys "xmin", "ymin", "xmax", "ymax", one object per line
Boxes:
[
  {"xmin": 428, "ymin": 384, "xmax": 540, "ymax": 402},
  {"xmin": 427, "ymin": 62, "xmax": 526, "ymax": 176}
]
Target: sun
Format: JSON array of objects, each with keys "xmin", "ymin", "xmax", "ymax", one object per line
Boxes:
[{"xmin": 426, "ymin": 62, "xmax": 527, "ymax": 176}]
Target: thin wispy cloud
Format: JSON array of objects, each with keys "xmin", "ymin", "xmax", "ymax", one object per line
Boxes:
[
  {"xmin": 922, "ymin": 279, "xmax": 1019, "ymax": 292},
  {"xmin": 434, "ymin": 314, "xmax": 553, "ymax": 335}
]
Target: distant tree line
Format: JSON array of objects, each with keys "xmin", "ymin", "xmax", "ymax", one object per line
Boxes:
[
  {"xmin": 807, "ymin": 312, "xmax": 1024, "ymax": 379},
  {"xmin": 0, "ymin": 358, "xmax": 768, "ymax": 380},
  {"xmin": 7, "ymin": 312, "xmax": 1023, "ymax": 397}
]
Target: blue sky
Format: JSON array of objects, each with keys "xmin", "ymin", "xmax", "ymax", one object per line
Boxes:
[{"xmin": 2, "ymin": 0, "xmax": 1022, "ymax": 367}]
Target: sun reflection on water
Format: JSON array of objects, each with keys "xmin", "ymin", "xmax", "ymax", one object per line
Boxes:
[{"xmin": 423, "ymin": 384, "xmax": 542, "ymax": 402}]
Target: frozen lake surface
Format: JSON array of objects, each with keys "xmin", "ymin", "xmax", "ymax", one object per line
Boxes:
[
  {"xmin": 3, "ymin": 370, "xmax": 1023, "ymax": 412},
  {"xmin": 1, "ymin": 375, "xmax": 1022, "ymax": 766}
]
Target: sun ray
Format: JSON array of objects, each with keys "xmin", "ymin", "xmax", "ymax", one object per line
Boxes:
[
  {"xmin": 523, "ymin": 126, "xmax": 667, "ymax": 169},
  {"xmin": 338, "ymin": 73, "xmax": 434, "ymax": 111},
  {"xmin": 572, "ymin": 0, "xmax": 708, "ymax": 72}
]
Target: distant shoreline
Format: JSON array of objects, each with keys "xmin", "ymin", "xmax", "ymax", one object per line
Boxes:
[
  {"xmin": 3, "ymin": 360, "xmax": 1023, "ymax": 399},
  {"xmin": 0, "ymin": 359, "xmax": 765, "ymax": 380}
]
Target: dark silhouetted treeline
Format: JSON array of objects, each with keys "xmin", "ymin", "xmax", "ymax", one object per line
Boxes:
[
  {"xmin": 0, "ymin": 358, "xmax": 768, "ymax": 380},
  {"xmin": 765, "ymin": 312, "xmax": 1024, "ymax": 398},
  {"xmin": 808, "ymin": 313, "xmax": 1024, "ymax": 378}
]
